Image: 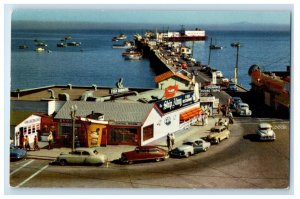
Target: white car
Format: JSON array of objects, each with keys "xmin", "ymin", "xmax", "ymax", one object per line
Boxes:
[
  {"xmin": 215, "ymin": 70, "xmax": 224, "ymax": 78},
  {"xmin": 256, "ymin": 123, "xmax": 276, "ymax": 141},
  {"xmin": 235, "ymin": 102, "xmax": 252, "ymax": 116},
  {"xmin": 170, "ymin": 138, "xmax": 211, "ymax": 158},
  {"xmin": 51, "ymin": 148, "xmax": 108, "ymax": 166}
]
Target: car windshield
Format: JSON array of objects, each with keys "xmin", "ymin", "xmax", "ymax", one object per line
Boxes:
[
  {"xmin": 240, "ymin": 105, "xmax": 248, "ymax": 108},
  {"xmin": 259, "ymin": 127, "xmax": 271, "ymax": 131},
  {"xmin": 183, "ymin": 142, "xmax": 193, "ymax": 145},
  {"xmin": 211, "ymin": 128, "xmax": 220, "ymax": 132}
]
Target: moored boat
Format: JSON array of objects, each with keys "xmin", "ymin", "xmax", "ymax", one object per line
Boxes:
[
  {"xmin": 35, "ymin": 47, "xmax": 45, "ymax": 52},
  {"xmin": 113, "ymin": 41, "xmax": 134, "ymax": 49},
  {"xmin": 124, "ymin": 54, "xmax": 143, "ymax": 60},
  {"xmin": 19, "ymin": 45, "xmax": 28, "ymax": 49}
]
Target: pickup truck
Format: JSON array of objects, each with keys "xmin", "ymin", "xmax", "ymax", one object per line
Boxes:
[{"xmin": 207, "ymin": 126, "xmax": 230, "ymax": 144}]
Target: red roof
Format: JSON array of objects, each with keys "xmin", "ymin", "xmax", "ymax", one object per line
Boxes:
[{"xmin": 154, "ymin": 71, "xmax": 192, "ymax": 83}]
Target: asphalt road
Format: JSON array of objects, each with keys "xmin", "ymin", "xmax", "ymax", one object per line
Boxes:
[{"xmin": 9, "ymin": 116, "xmax": 290, "ymax": 190}]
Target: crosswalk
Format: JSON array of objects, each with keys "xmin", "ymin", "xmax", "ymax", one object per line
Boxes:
[{"xmin": 233, "ymin": 117, "xmax": 290, "ymax": 130}]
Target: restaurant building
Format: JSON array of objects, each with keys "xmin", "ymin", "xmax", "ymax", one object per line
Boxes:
[{"xmin": 54, "ymin": 91, "xmax": 203, "ymax": 146}]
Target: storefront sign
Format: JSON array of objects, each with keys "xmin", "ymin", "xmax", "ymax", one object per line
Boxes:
[
  {"xmin": 202, "ymin": 85, "xmax": 221, "ymax": 92},
  {"xmin": 200, "ymin": 96, "xmax": 215, "ymax": 102},
  {"xmin": 156, "ymin": 92, "xmax": 196, "ymax": 114},
  {"xmin": 24, "ymin": 118, "xmax": 40, "ymax": 125},
  {"xmin": 110, "ymin": 87, "xmax": 129, "ymax": 94}
]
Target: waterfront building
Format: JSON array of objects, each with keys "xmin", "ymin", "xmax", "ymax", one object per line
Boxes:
[
  {"xmin": 154, "ymin": 71, "xmax": 193, "ymax": 90},
  {"xmin": 11, "ymin": 84, "xmax": 208, "ymax": 147}
]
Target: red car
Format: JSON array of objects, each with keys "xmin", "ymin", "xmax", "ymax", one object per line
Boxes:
[{"xmin": 120, "ymin": 146, "xmax": 169, "ymax": 164}]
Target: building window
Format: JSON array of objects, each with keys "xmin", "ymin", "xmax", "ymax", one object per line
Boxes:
[
  {"xmin": 27, "ymin": 126, "xmax": 31, "ymax": 134},
  {"xmin": 109, "ymin": 127, "xmax": 138, "ymax": 145},
  {"xmin": 36, "ymin": 124, "xmax": 40, "ymax": 131},
  {"xmin": 143, "ymin": 124, "xmax": 154, "ymax": 141},
  {"xmin": 32, "ymin": 125, "xmax": 36, "ymax": 133}
]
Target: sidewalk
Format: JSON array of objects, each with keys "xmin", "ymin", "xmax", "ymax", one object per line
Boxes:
[{"xmin": 27, "ymin": 117, "xmax": 219, "ymax": 162}]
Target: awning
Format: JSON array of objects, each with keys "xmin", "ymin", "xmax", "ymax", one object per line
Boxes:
[{"xmin": 180, "ymin": 107, "xmax": 203, "ymax": 121}]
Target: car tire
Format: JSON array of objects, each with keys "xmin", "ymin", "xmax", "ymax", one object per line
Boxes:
[
  {"xmin": 203, "ymin": 147, "xmax": 208, "ymax": 152},
  {"xmin": 128, "ymin": 160, "xmax": 133, "ymax": 165},
  {"xmin": 60, "ymin": 159, "xmax": 67, "ymax": 166},
  {"xmin": 185, "ymin": 152, "xmax": 191, "ymax": 158},
  {"xmin": 155, "ymin": 158, "xmax": 161, "ymax": 162}
]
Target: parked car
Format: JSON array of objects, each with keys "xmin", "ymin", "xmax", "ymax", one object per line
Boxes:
[
  {"xmin": 228, "ymin": 83, "xmax": 238, "ymax": 92},
  {"xmin": 120, "ymin": 146, "xmax": 169, "ymax": 164},
  {"xmin": 215, "ymin": 70, "xmax": 224, "ymax": 78},
  {"xmin": 256, "ymin": 123, "xmax": 276, "ymax": 141},
  {"xmin": 230, "ymin": 96, "xmax": 243, "ymax": 108},
  {"xmin": 207, "ymin": 126, "xmax": 230, "ymax": 144},
  {"xmin": 10, "ymin": 145, "xmax": 27, "ymax": 161},
  {"xmin": 236, "ymin": 102, "xmax": 252, "ymax": 116},
  {"xmin": 50, "ymin": 148, "xmax": 107, "ymax": 166},
  {"xmin": 170, "ymin": 138, "xmax": 211, "ymax": 158}
]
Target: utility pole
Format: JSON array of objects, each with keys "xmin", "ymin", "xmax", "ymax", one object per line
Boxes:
[
  {"xmin": 231, "ymin": 42, "xmax": 241, "ymax": 84},
  {"xmin": 208, "ymin": 38, "xmax": 212, "ymax": 66},
  {"xmin": 70, "ymin": 104, "xmax": 77, "ymax": 152}
]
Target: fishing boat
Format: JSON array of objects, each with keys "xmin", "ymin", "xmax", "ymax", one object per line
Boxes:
[
  {"xmin": 209, "ymin": 44, "xmax": 223, "ymax": 50},
  {"xmin": 116, "ymin": 33, "xmax": 127, "ymax": 40},
  {"xmin": 124, "ymin": 54, "xmax": 143, "ymax": 60},
  {"xmin": 67, "ymin": 42, "xmax": 81, "ymax": 46},
  {"xmin": 112, "ymin": 41, "xmax": 134, "ymax": 49},
  {"xmin": 35, "ymin": 47, "xmax": 45, "ymax": 52},
  {"xmin": 57, "ymin": 42, "xmax": 67, "ymax": 48},
  {"xmin": 19, "ymin": 44, "xmax": 28, "ymax": 49},
  {"xmin": 209, "ymin": 38, "xmax": 223, "ymax": 50}
]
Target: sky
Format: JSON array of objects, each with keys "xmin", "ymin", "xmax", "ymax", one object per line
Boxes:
[{"xmin": 11, "ymin": 6, "xmax": 291, "ymax": 26}]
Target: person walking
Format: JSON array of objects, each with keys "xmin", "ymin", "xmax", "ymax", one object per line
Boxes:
[
  {"xmin": 228, "ymin": 111, "xmax": 234, "ymax": 124},
  {"xmin": 24, "ymin": 135, "xmax": 30, "ymax": 151},
  {"xmin": 166, "ymin": 133, "xmax": 171, "ymax": 151},
  {"xmin": 204, "ymin": 114, "xmax": 208, "ymax": 126},
  {"xmin": 170, "ymin": 133, "xmax": 175, "ymax": 149},
  {"xmin": 33, "ymin": 135, "xmax": 40, "ymax": 151},
  {"xmin": 48, "ymin": 131, "xmax": 53, "ymax": 150}
]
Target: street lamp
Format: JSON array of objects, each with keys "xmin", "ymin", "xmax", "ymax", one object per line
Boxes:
[
  {"xmin": 231, "ymin": 42, "xmax": 241, "ymax": 85},
  {"xmin": 70, "ymin": 104, "xmax": 77, "ymax": 152}
]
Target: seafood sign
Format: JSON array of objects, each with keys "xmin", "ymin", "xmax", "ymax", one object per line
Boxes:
[{"xmin": 156, "ymin": 92, "xmax": 196, "ymax": 114}]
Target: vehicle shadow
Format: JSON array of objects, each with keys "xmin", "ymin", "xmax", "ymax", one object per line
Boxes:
[{"xmin": 243, "ymin": 134, "xmax": 260, "ymax": 142}]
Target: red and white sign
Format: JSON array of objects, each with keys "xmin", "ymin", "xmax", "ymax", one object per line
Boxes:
[{"xmin": 164, "ymin": 85, "xmax": 179, "ymax": 99}]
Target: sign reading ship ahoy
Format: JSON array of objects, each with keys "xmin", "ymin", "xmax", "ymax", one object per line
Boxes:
[{"xmin": 155, "ymin": 92, "xmax": 196, "ymax": 114}]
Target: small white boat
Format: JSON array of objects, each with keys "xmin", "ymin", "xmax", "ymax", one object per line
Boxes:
[
  {"xmin": 35, "ymin": 47, "xmax": 45, "ymax": 52},
  {"xmin": 113, "ymin": 41, "xmax": 134, "ymax": 49},
  {"xmin": 124, "ymin": 54, "xmax": 142, "ymax": 60}
]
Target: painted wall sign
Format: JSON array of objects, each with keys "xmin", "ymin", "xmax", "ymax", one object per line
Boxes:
[
  {"xmin": 164, "ymin": 85, "xmax": 179, "ymax": 99},
  {"xmin": 156, "ymin": 92, "xmax": 196, "ymax": 114}
]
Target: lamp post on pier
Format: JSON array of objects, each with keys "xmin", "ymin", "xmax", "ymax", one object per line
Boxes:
[
  {"xmin": 231, "ymin": 42, "xmax": 241, "ymax": 85},
  {"xmin": 70, "ymin": 104, "xmax": 77, "ymax": 152}
]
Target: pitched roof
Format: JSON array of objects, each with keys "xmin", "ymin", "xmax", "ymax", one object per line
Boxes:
[
  {"xmin": 54, "ymin": 101, "xmax": 153, "ymax": 123},
  {"xmin": 154, "ymin": 71, "xmax": 192, "ymax": 83}
]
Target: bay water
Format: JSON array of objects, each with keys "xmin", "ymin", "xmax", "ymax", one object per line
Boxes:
[{"xmin": 11, "ymin": 29, "xmax": 291, "ymax": 91}]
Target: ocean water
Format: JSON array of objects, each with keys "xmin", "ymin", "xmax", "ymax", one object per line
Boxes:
[{"xmin": 11, "ymin": 29, "xmax": 291, "ymax": 91}]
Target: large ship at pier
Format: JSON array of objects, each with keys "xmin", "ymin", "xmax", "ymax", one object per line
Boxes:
[{"xmin": 157, "ymin": 26, "xmax": 207, "ymax": 42}]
